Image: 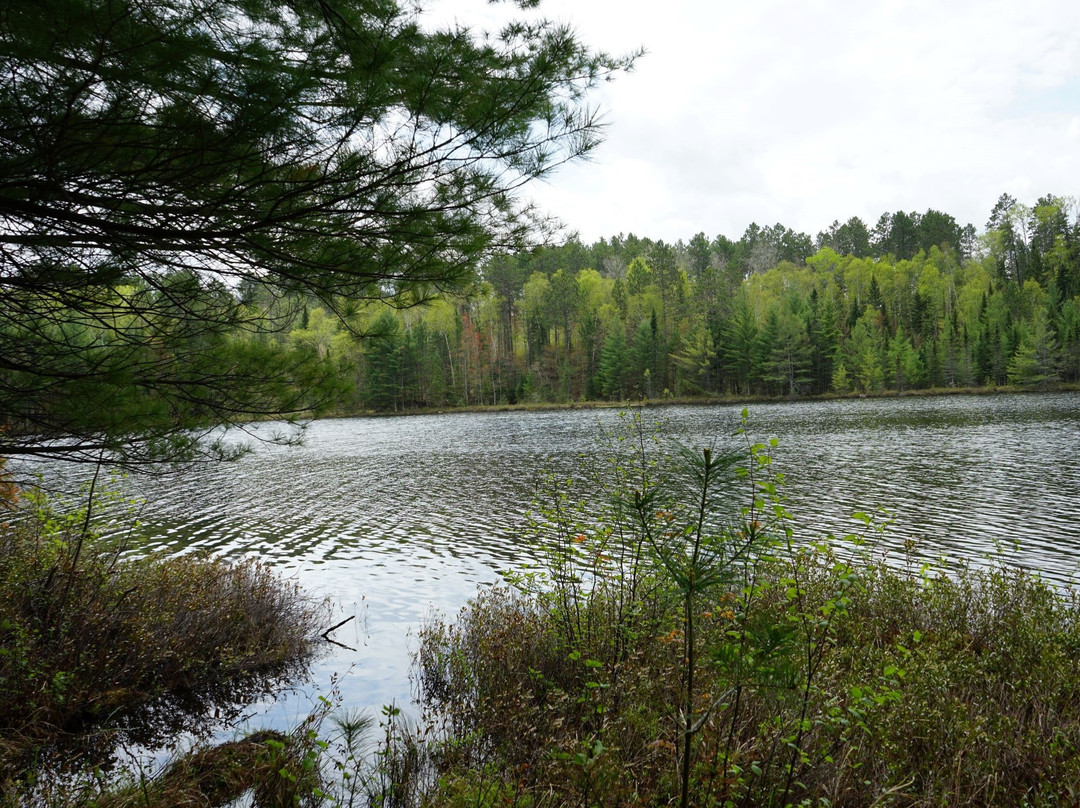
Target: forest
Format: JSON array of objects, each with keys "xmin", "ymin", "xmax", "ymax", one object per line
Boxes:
[{"xmin": 284, "ymin": 192, "xmax": 1080, "ymax": 411}]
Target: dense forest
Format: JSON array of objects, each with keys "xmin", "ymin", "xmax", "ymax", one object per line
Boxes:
[
  {"xmin": 10, "ymin": 193, "xmax": 1080, "ymax": 425},
  {"xmin": 277, "ymin": 192, "xmax": 1078, "ymax": 410}
]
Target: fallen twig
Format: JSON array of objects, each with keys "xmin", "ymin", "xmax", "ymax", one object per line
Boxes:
[{"xmin": 321, "ymin": 614, "xmax": 355, "ymax": 641}]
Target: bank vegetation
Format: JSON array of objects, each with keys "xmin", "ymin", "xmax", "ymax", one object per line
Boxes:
[
  {"xmin": 371, "ymin": 414, "xmax": 1080, "ymax": 807},
  {"xmin": 0, "ymin": 464, "xmax": 326, "ymax": 803},
  {"xmin": 7, "ymin": 417, "xmax": 1080, "ymax": 807}
]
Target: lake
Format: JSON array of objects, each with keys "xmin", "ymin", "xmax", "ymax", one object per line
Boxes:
[{"xmin": 21, "ymin": 391, "xmax": 1080, "ymax": 737}]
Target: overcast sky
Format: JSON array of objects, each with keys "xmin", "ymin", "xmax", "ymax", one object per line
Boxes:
[{"xmin": 429, "ymin": 0, "xmax": 1080, "ymax": 246}]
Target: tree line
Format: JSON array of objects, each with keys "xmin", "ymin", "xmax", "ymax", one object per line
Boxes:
[
  {"xmin": 290, "ymin": 193, "xmax": 1080, "ymax": 410},
  {"xmin": 8, "ymin": 0, "xmax": 1075, "ymax": 468}
]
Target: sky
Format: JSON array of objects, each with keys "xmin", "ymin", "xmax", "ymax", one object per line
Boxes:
[{"xmin": 428, "ymin": 0, "xmax": 1080, "ymax": 246}]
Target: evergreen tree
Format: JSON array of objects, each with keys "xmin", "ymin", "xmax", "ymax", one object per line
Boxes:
[
  {"xmin": 544, "ymin": 269, "xmax": 583, "ymax": 351},
  {"xmin": 1007, "ymin": 309, "xmax": 1060, "ymax": 389},
  {"xmin": 754, "ymin": 309, "xmax": 779, "ymax": 395},
  {"xmin": 686, "ymin": 232, "xmax": 713, "ymax": 278},
  {"xmin": 762, "ymin": 305, "xmax": 813, "ymax": 396},
  {"xmin": 831, "ymin": 360, "xmax": 852, "ymax": 393},
  {"xmin": 806, "ymin": 287, "xmax": 842, "ymax": 393},
  {"xmin": 626, "ymin": 257, "xmax": 653, "ymax": 296},
  {"xmin": 847, "ymin": 307, "xmax": 885, "ymax": 392},
  {"xmin": 886, "ymin": 334, "xmax": 923, "ymax": 391},
  {"xmin": 722, "ymin": 292, "xmax": 759, "ymax": 395},
  {"xmin": 629, "ymin": 314, "xmax": 660, "ymax": 397},
  {"xmin": 596, "ymin": 324, "xmax": 629, "ymax": 400},
  {"xmin": 986, "ymin": 194, "xmax": 1032, "ymax": 285},
  {"xmin": 917, "ymin": 209, "xmax": 962, "ymax": 256},
  {"xmin": 579, "ymin": 311, "xmax": 603, "ymax": 399},
  {"xmin": 672, "ymin": 325, "xmax": 716, "ymax": 395},
  {"xmin": 365, "ymin": 311, "xmax": 403, "ymax": 411},
  {"xmin": 1057, "ymin": 298, "xmax": 1080, "ymax": 383},
  {"xmin": 817, "ymin": 217, "xmax": 871, "ymax": 258},
  {"xmin": 0, "ymin": 0, "xmax": 634, "ymax": 464}
]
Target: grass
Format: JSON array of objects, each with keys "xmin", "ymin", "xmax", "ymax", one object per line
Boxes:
[
  {"xmin": 397, "ymin": 413, "xmax": 1080, "ymax": 807},
  {"xmin": 0, "ymin": 474, "xmax": 326, "ymax": 800}
]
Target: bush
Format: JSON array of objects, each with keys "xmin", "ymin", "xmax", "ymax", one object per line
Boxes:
[
  {"xmin": 0, "ymin": 479, "xmax": 325, "ymax": 789},
  {"xmin": 408, "ymin": 411, "xmax": 1080, "ymax": 807}
]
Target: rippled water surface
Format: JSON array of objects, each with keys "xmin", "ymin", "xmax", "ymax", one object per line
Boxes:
[{"xmin": 25, "ymin": 392, "xmax": 1080, "ymax": 729}]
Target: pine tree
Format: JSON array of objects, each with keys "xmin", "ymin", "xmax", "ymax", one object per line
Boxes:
[
  {"xmin": 597, "ymin": 325, "xmax": 629, "ymax": 400},
  {"xmin": 0, "ymin": 0, "xmax": 634, "ymax": 464}
]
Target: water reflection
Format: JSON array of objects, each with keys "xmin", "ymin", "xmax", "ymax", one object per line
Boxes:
[
  {"xmin": 19, "ymin": 393, "xmax": 1080, "ymax": 726},
  {"xmin": 6, "ymin": 657, "xmax": 314, "ymax": 787}
]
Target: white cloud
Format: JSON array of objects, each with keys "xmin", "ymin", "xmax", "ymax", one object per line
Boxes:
[{"xmin": 428, "ymin": 0, "xmax": 1080, "ymax": 243}]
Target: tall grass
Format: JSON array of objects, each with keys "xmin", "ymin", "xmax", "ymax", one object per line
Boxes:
[
  {"xmin": 0, "ymin": 473, "xmax": 326, "ymax": 796},
  {"xmin": 406, "ymin": 412, "xmax": 1080, "ymax": 807}
]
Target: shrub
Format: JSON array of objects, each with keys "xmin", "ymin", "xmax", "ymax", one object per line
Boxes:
[
  {"xmin": 409, "ymin": 411, "xmax": 1080, "ymax": 807},
  {"xmin": 0, "ymin": 479, "xmax": 325, "ymax": 789}
]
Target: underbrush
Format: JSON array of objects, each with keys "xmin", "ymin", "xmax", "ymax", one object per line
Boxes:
[
  {"xmin": 403, "ymin": 412, "xmax": 1080, "ymax": 807},
  {"xmin": 8, "ymin": 416, "xmax": 1080, "ymax": 807},
  {"xmin": 415, "ymin": 561, "xmax": 1080, "ymax": 807},
  {"xmin": 0, "ymin": 472, "xmax": 325, "ymax": 797}
]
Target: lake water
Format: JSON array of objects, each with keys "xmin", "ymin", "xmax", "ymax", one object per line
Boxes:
[{"xmin": 21, "ymin": 392, "xmax": 1080, "ymax": 738}]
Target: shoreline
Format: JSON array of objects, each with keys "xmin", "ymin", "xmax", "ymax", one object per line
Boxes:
[{"xmin": 316, "ymin": 382, "xmax": 1080, "ymax": 420}]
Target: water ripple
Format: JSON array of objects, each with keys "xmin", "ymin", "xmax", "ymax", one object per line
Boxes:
[{"xmin": 16, "ymin": 392, "xmax": 1080, "ymax": 719}]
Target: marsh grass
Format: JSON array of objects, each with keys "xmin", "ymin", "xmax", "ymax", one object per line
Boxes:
[
  {"xmin": 0, "ymin": 480, "xmax": 326, "ymax": 796},
  {"xmin": 407, "ymin": 413, "xmax": 1080, "ymax": 807}
]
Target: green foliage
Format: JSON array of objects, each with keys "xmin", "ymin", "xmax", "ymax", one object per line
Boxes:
[
  {"xmin": 1007, "ymin": 309, "xmax": 1061, "ymax": 388},
  {"xmin": 401, "ymin": 413, "xmax": 1080, "ymax": 807},
  {"xmin": 0, "ymin": 0, "xmax": 636, "ymax": 463},
  {"xmin": 674, "ymin": 324, "xmax": 718, "ymax": 396},
  {"xmin": 329, "ymin": 194, "xmax": 1080, "ymax": 409},
  {"xmin": 9, "ymin": 159, "xmax": 1078, "ymax": 440},
  {"xmin": 597, "ymin": 324, "xmax": 630, "ymax": 400}
]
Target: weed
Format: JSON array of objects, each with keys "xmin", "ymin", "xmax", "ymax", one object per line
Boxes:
[
  {"xmin": 408, "ymin": 410, "xmax": 1080, "ymax": 807},
  {"xmin": 0, "ymin": 478, "xmax": 326, "ymax": 795}
]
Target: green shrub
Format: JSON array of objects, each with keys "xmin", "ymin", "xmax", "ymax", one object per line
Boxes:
[{"xmin": 409, "ymin": 412, "xmax": 1080, "ymax": 807}]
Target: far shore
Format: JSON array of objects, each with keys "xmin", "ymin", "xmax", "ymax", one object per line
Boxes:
[{"xmin": 315, "ymin": 382, "xmax": 1080, "ymax": 421}]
